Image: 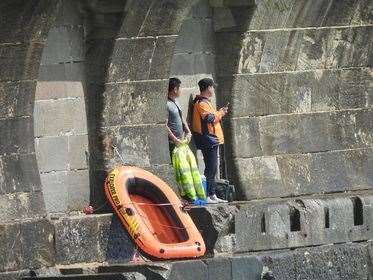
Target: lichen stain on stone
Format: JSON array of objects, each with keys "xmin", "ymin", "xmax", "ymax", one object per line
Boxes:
[
  {"xmin": 239, "ymin": 35, "xmax": 263, "ymax": 74},
  {"xmin": 356, "ymin": 129, "xmax": 372, "ymax": 145},
  {"xmin": 327, "ymin": 30, "xmax": 352, "ymax": 68},
  {"xmin": 0, "ymin": 159, "xmax": 5, "ymax": 188},
  {"xmin": 18, "ymin": 192, "xmax": 29, "ymax": 207},
  {"xmin": 102, "ymin": 135, "xmax": 114, "ymax": 158},
  {"xmin": 270, "ymin": 210, "xmax": 287, "ymax": 238},
  {"xmin": 118, "ymin": 134, "xmax": 150, "ymax": 166},
  {"xmin": 295, "ymin": 86, "xmax": 312, "ymax": 113},
  {"xmin": 108, "ymin": 62, "xmax": 118, "ymax": 77},
  {"xmin": 300, "ymin": 33, "xmax": 324, "ymax": 66},
  {"xmin": 262, "ymin": 0, "xmax": 292, "ymax": 13}
]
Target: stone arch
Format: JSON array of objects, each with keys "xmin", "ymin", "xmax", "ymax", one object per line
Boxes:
[
  {"xmin": 169, "ymin": 0, "xmax": 254, "ymax": 177},
  {"xmin": 88, "ymin": 0, "xmax": 255, "ymax": 209},
  {"xmin": 32, "ymin": 0, "xmax": 128, "ymax": 214},
  {"xmin": 1, "ymin": 0, "xmax": 371, "ymax": 217},
  {"xmin": 88, "ymin": 0, "xmax": 197, "ymax": 210},
  {"xmin": 0, "ymin": 0, "xmax": 58, "ymax": 222},
  {"xmin": 34, "ymin": 0, "xmax": 89, "ymax": 214},
  {"xmin": 0, "ymin": 0, "xmax": 59, "ymax": 272},
  {"xmin": 0, "ymin": 0, "xmax": 372, "ymax": 274},
  {"xmin": 1, "ymin": 0, "xmax": 206, "ymax": 217},
  {"xmin": 169, "ymin": 0, "xmax": 218, "ymax": 175}
]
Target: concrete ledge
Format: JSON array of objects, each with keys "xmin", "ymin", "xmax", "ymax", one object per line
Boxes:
[
  {"xmin": 0, "ymin": 218, "xmax": 54, "ymax": 272},
  {"xmin": 28, "ymin": 242, "xmax": 373, "ymax": 280},
  {"xmin": 259, "ymin": 243, "xmax": 369, "ymax": 280},
  {"xmin": 0, "ymin": 191, "xmax": 46, "ymax": 222},
  {"xmin": 54, "ymin": 214, "xmax": 135, "ymax": 265},
  {"xmin": 0, "ymin": 269, "xmax": 30, "ymax": 280},
  {"xmin": 0, "ymin": 153, "xmax": 41, "ymax": 195},
  {"xmin": 236, "ymin": 193, "xmax": 373, "ymax": 252},
  {"xmin": 190, "ymin": 204, "xmax": 238, "ymax": 255},
  {"xmin": 26, "ymin": 192, "xmax": 373, "ymax": 268},
  {"xmin": 3, "ymin": 193, "xmax": 373, "ymax": 277}
]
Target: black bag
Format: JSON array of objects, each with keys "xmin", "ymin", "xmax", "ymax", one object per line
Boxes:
[{"xmin": 215, "ymin": 179, "xmax": 236, "ymax": 202}]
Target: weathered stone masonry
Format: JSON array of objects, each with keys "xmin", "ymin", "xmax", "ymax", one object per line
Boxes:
[
  {"xmin": 0, "ymin": 0, "xmax": 372, "ymax": 279},
  {"xmin": 34, "ymin": 0, "xmax": 89, "ymax": 214},
  {"xmin": 0, "ymin": 0, "xmax": 59, "ymax": 274},
  {"xmin": 217, "ymin": 0, "xmax": 373, "ymax": 201}
]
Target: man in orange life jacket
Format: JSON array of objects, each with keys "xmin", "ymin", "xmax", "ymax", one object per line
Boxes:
[{"xmin": 192, "ymin": 78, "xmax": 228, "ymax": 204}]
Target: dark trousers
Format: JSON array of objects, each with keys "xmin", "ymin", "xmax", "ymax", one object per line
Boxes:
[{"xmin": 201, "ymin": 145, "xmax": 219, "ymax": 196}]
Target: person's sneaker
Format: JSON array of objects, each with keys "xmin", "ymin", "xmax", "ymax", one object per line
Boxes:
[
  {"xmin": 206, "ymin": 196, "xmax": 219, "ymax": 204},
  {"xmin": 211, "ymin": 194, "xmax": 227, "ymax": 203}
]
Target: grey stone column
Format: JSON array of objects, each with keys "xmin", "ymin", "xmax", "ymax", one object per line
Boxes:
[{"xmin": 0, "ymin": 0, "xmax": 58, "ymax": 273}]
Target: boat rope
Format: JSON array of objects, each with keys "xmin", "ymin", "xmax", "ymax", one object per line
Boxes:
[
  {"xmin": 134, "ymin": 210, "xmax": 197, "ymax": 231},
  {"xmin": 120, "ymin": 201, "xmax": 230, "ymax": 208},
  {"xmin": 109, "ymin": 144, "xmax": 221, "ymax": 209},
  {"xmin": 92, "ymin": 201, "xmax": 108, "ymax": 213},
  {"xmin": 122, "ymin": 201, "xmax": 181, "ymax": 207},
  {"xmin": 112, "ymin": 144, "xmax": 126, "ymax": 164}
]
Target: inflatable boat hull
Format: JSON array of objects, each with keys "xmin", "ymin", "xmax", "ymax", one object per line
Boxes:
[{"xmin": 104, "ymin": 166, "xmax": 206, "ymax": 259}]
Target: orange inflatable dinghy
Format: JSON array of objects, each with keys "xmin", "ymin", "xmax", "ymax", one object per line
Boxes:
[{"xmin": 104, "ymin": 166, "xmax": 206, "ymax": 259}]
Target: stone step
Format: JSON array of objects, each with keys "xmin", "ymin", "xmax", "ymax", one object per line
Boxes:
[
  {"xmin": 50, "ymin": 189, "xmax": 373, "ymax": 263},
  {"xmin": 3, "ymin": 190, "xmax": 373, "ymax": 275},
  {"xmin": 234, "ymin": 190, "xmax": 373, "ymax": 252},
  {"xmin": 19, "ymin": 241, "xmax": 373, "ymax": 280},
  {"xmin": 0, "ymin": 218, "xmax": 54, "ymax": 273},
  {"xmin": 24, "ymin": 273, "xmax": 137, "ymax": 280}
]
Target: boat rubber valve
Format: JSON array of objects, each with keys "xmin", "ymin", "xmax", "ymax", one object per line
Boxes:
[{"xmin": 126, "ymin": 208, "xmax": 134, "ymax": 216}]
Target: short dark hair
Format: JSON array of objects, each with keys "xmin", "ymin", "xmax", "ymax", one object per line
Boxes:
[
  {"xmin": 198, "ymin": 78, "xmax": 215, "ymax": 92},
  {"xmin": 168, "ymin": 77, "xmax": 181, "ymax": 92}
]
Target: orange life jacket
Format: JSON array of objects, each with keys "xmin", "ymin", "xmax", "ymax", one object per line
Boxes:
[{"xmin": 192, "ymin": 95, "xmax": 224, "ymax": 145}]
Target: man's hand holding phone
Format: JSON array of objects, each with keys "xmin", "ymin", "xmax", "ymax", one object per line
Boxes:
[{"xmin": 219, "ymin": 102, "xmax": 229, "ymax": 116}]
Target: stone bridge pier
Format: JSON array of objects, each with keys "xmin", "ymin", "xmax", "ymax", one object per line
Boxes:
[{"xmin": 0, "ymin": 0, "xmax": 372, "ymax": 279}]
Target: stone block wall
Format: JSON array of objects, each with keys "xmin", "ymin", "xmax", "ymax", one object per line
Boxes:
[
  {"xmin": 88, "ymin": 0, "xmax": 193, "ymax": 209},
  {"xmin": 0, "ymin": 0, "xmax": 372, "ymax": 278},
  {"xmin": 0, "ymin": 209, "xmax": 371, "ymax": 279},
  {"xmin": 217, "ymin": 0, "xmax": 373, "ymax": 200},
  {"xmin": 170, "ymin": 0, "xmax": 215, "ymax": 94},
  {"xmin": 0, "ymin": 0, "xmax": 56, "ymax": 222},
  {"xmin": 34, "ymin": 0, "xmax": 89, "ymax": 213},
  {"xmin": 0, "ymin": 0, "xmax": 59, "ymax": 275},
  {"xmin": 236, "ymin": 193, "xmax": 373, "ymax": 252},
  {"xmin": 53, "ymin": 214, "xmax": 135, "ymax": 265}
]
